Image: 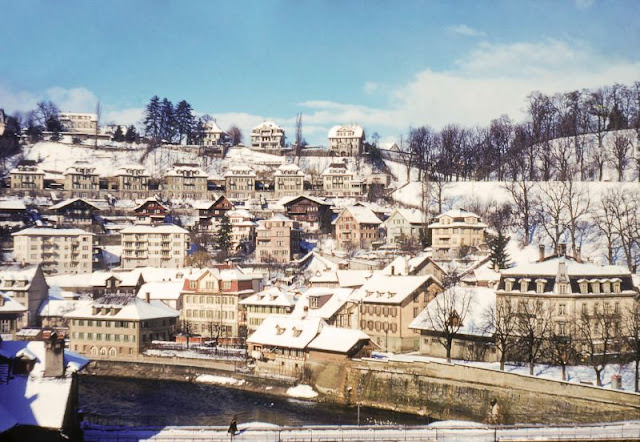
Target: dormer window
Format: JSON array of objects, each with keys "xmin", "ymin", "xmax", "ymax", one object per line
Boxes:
[
  {"xmin": 504, "ymin": 278, "xmax": 515, "ymax": 292},
  {"xmin": 535, "ymin": 279, "xmax": 546, "ymax": 294},
  {"xmin": 612, "ymin": 279, "xmax": 621, "ymax": 293},
  {"xmin": 557, "ymin": 283, "xmax": 568, "ymax": 295},
  {"xmin": 275, "ymin": 325, "xmax": 285, "ymax": 335},
  {"xmin": 292, "ymin": 327, "xmax": 302, "ymax": 337},
  {"xmin": 520, "ymin": 278, "xmax": 530, "ymax": 293},
  {"xmin": 591, "ymin": 281, "xmax": 600, "ymax": 294},
  {"xmin": 578, "ymin": 279, "xmax": 588, "ymax": 295},
  {"xmin": 602, "ymin": 281, "xmax": 611, "ymax": 294}
]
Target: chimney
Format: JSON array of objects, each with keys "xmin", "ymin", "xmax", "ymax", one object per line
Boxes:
[
  {"xmin": 145, "ymin": 292, "xmax": 151, "ymax": 303},
  {"xmin": 538, "ymin": 245, "xmax": 545, "ymax": 262},
  {"xmin": 390, "ymin": 265, "xmax": 395, "ymax": 276},
  {"xmin": 43, "ymin": 331, "xmax": 65, "ymax": 377}
]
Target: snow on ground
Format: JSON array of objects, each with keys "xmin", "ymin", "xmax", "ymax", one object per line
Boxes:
[
  {"xmin": 286, "ymin": 384, "xmax": 318, "ymax": 399},
  {"xmin": 195, "ymin": 374, "xmax": 246, "ymax": 386}
]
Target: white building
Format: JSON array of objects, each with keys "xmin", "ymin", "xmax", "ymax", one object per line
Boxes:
[
  {"xmin": 58, "ymin": 112, "xmax": 98, "ymax": 134},
  {"xmin": 120, "ymin": 224, "xmax": 190, "ymax": 269},
  {"xmin": 12, "ymin": 228, "xmax": 94, "ymax": 275},
  {"xmin": 203, "ymin": 120, "xmax": 227, "ymax": 146},
  {"xmin": 274, "ymin": 163, "xmax": 305, "ymax": 198},
  {"xmin": 384, "ymin": 208, "xmax": 428, "ymax": 246},
  {"xmin": 328, "ymin": 125, "xmax": 365, "ymax": 156},
  {"xmin": 251, "ymin": 121, "xmax": 285, "ymax": 151}
]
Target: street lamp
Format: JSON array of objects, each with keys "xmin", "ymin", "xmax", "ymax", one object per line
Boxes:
[{"xmin": 357, "ymin": 382, "xmax": 362, "ymax": 425}]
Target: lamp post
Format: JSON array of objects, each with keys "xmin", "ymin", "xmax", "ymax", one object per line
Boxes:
[{"xmin": 357, "ymin": 382, "xmax": 362, "ymax": 425}]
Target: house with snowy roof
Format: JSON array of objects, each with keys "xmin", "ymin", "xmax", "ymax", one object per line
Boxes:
[
  {"xmin": 353, "ymin": 273, "xmax": 443, "ymax": 352},
  {"xmin": 224, "ymin": 165, "xmax": 256, "ymax": 200},
  {"xmin": 193, "ymin": 195, "xmax": 233, "ymax": 231},
  {"xmin": 38, "ymin": 298, "xmax": 92, "ymax": 332},
  {"xmin": 281, "ymin": 194, "xmax": 333, "ymax": 232},
  {"xmin": 228, "ymin": 208, "xmax": 257, "ymax": 252},
  {"xmin": 274, "ymin": 163, "xmax": 305, "ymax": 198},
  {"xmin": 115, "ymin": 164, "xmax": 149, "ymax": 199},
  {"xmin": 495, "ymin": 253, "xmax": 639, "ymax": 342},
  {"xmin": 240, "ymin": 286, "xmax": 295, "ymax": 334},
  {"xmin": 410, "ymin": 286, "xmax": 498, "ymax": 362},
  {"xmin": 65, "ymin": 294, "xmax": 179, "ymax": 358},
  {"xmin": 136, "ymin": 280, "xmax": 184, "ymax": 310},
  {"xmin": 255, "ymin": 214, "xmax": 302, "ymax": 264},
  {"xmin": 328, "ymin": 124, "xmax": 365, "ymax": 156},
  {"xmin": 180, "ymin": 264, "xmax": 263, "ymax": 339},
  {"xmin": 133, "ymin": 197, "xmax": 169, "ymax": 224},
  {"xmin": 91, "ymin": 270, "xmax": 145, "ymax": 298},
  {"xmin": 321, "ymin": 160, "xmax": 364, "ymax": 197},
  {"xmin": 46, "ymin": 198, "xmax": 101, "ymax": 229},
  {"xmin": 295, "ymin": 287, "xmax": 356, "ymax": 328},
  {"xmin": 384, "ymin": 208, "xmax": 428, "ymax": 246},
  {"xmin": 308, "ymin": 269, "xmax": 373, "ymax": 289},
  {"xmin": 334, "ymin": 205, "xmax": 383, "ymax": 250},
  {"xmin": 164, "ymin": 163, "xmax": 208, "ymax": 200},
  {"xmin": 12, "ymin": 227, "xmax": 94, "ymax": 275},
  {"xmin": 251, "ymin": 121, "xmax": 285, "ymax": 152},
  {"xmin": 10, "ymin": 164, "xmax": 45, "ymax": 191},
  {"xmin": 0, "ymin": 332, "xmax": 89, "ymax": 441},
  {"xmin": 247, "ymin": 315, "xmax": 372, "ymax": 378},
  {"xmin": 203, "ymin": 119, "xmax": 227, "ymax": 146},
  {"xmin": 0, "ymin": 200, "xmax": 27, "ymax": 228},
  {"xmin": 120, "ymin": 224, "xmax": 190, "ymax": 269},
  {"xmin": 429, "ymin": 208, "xmax": 488, "ymax": 259},
  {"xmin": 64, "ymin": 161, "xmax": 99, "ymax": 198}
]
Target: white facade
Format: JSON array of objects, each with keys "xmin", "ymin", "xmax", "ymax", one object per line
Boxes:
[
  {"xmin": 59, "ymin": 112, "xmax": 98, "ymax": 134},
  {"xmin": 203, "ymin": 120, "xmax": 226, "ymax": 146},
  {"xmin": 120, "ymin": 224, "xmax": 190, "ymax": 269},
  {"xmin": 328, "ymin": 125, "xmax": 365, "ymax": 156},
  {"xmin": 251, "ymin": 121, "xmax": 285, "ymax": 151}
]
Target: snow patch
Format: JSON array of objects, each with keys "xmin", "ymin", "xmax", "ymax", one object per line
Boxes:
[
  {"xmin": 286, "ymin": 384, "xmax": 319, "ymax": 399},
  {"xmin": 195, "ymin": 375, "xmax": 246, "ymax": 386}
]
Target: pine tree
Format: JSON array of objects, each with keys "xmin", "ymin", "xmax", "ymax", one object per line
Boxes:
[
  {"xmin": 159, "ymin": 98, "xmax": 176, "ymax": 143},
  {"xmin": 174, "ymin": 100, "xmax": 195, "ymax": 144},
  {"xmin": 489, "ymin": 230, "xmax": 511, "ymax": 270},
  {"xmin": 125, "ymin": 125, "xmax": 138, "ymax": 143},
  {"xmin": 216, "ymin": 214, "xmax": 232, "ymax": 256},
  {"xmin": 191, "ymin": 118, "xmax": 206, "ymax": 145},
  {"xmin": 143, "ymin": 95, "xmax": 161, "ymax": 141},
  {"xmin": 112, "ymin": 126, "xmax": 125, "ymax": 142}
]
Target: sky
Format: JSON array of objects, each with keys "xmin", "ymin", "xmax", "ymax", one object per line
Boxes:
[{"xmin": 1, "ymin": 0, "xmax": 639, "ymax": 145}]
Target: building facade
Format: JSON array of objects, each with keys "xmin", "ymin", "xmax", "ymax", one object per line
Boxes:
[
  {"xmin": 251, "ymin": 121, "xmax": 285, "ymax": 151},
  {"xmin": 0, "ymin": 265, "xmax": 48, "ymax": 328},
  {"xmin": 115, "ymin": 164, "xmax": 149, "ymax": 199},
  {"xmin": 328, "ymin": 125, "xmax": 365, "ymax": 156},
  {"xmin": 64, "ymin": 161, "xmax": 100, "ymax": 198},
  {"xmin": 239, "ymin": 287, "xmax": 295, "ymax": 334},
  {"xmin": 164, "ymin": 164, "xmax": 208, "ymax": 200},
  {"xmin": 59, "ymin": 112, "xmax": 98, "ymax": 134},
  {"xmin": 120, "ymin": 224, "xmax": 190, "ymax": 269},
  {"xmin": 282, "ymin": 195, "xmax": 333, "ymax": 232},
  {"xmin": 12, "ymin": 228, "xmax": 93, "ymax": 275},
  {"xmin": 224, "ymin": 165, "xmax": 256, "ymax": 200},
  {"xmin": 255, "ymin": 215, "xmax": 301, "ymax": 264},
  {"xmin": 334, "ymin": 206, "xmax": 383, "ymax": 250},
  {"xmin": 203, "ymin": 120, "xmax": 227, "ymax": 146},
  {"xmin": 384, "ymin": 208, "xmax": 428, "ymax": 246},
  {"xmin": 429, "ymin": 209, "xmax": 488, "ymax": 258},
  {"xmin": 273, "ymin": 164, "xmax": 304, "ymax": 198},
  {"xmin": 10, "ymin": 164, "xmax": 44, "ymax": 191},
  {"xmin": 133, "ymin": 198, "xmax": 169, "ymax": 225},
  {"xmin": 321, "ymin": 161, "xmax": 364, "ymax": 197}
]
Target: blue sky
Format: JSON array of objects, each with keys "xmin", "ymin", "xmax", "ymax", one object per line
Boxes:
[{"xmin": 1, "ymin": 0, "xmax": 639, "ymax": 145}]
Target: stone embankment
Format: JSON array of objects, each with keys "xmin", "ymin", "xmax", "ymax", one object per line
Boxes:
[{"xmin": 84, "ymin": 355, "xmax": 640, "ymax": 425}]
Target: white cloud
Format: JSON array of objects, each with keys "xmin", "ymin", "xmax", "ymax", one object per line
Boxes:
[
  {"xmin": 448, "ymin": 24, "xmax": 485, "ymax": 37},
  {"xmin": 0, "ymin": 84, "xmax": 39, "ymax": 114},
  {"xmin": 363, "ymin": 81, "xmax": 379, "ymax": 94},
  {"xmin": 102, "ymin": 107, "xmax": 144, "ymax": 126},
  {"xmin": 45, "ymin": 87, "xmax": 98, "ymax": 113}
]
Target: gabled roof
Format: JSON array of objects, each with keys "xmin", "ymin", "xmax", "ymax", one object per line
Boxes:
[
  {"xmin": 239, "ymin": 286, "xmax": 295, "ymax": 307},
  {"xmin": 134, "ymin": 198, "xmax": 168, "ymax": 212},
  {"xmin": 12, "ymin": 227, "xmax": 93, "ymax": 237},
  {"xmin": 38, "ymin": 298, "xmax": 91, "ymax": 317},
  {"xmin": 0, "ymin": 293, "xmax": 27, "ymax": 314},
  {"xmin": 280, "ymin": 194, "xmax": 331, "ymax": 208},
  {"xmin": 294, "ymin": 287, "xmax": 354, "ymax": 320},
  {"xmin": 337, "ymin": 206, "xmax": 382, "ymax": 225},
  {"xmin": 328, "ymin": 125, "xmax": 364, "ymax": 138},
  {"xmin": 204, "ymin": 120, "xmax": 225, "ymax": 133},
  {"xmin": 120, "ymin": 224, "xmax": 189, "ymax": 234},
  {"xmin": 64, "ymin": 296, "xmax": 179, "ymax": 320},
  {"xmin": 387, "ymin": 208, "xmax": 426, "ymax": 225},
  {"xmin": 308, "ymin": 326, "xmax": 369, "ymax": 353},
  {"xmin": 48, "ymin": 198, "xmax": 101, "ymax": 211},
  {"xmin": 382, "ymin": 254, "xmax": 442, "ymax": 276},
  {"xmin": 354, "ymin": 273, "xmax": 439, "ymax": 304},
  {"xmin": 137, "ymin": 281, "xmax": 184, "ymax": 301},
  {"xmin": 0, "ymin": 265, "xmax": 41, "ymax": 290},
  {"xmin": 252, "ymin": 121, "xmax": 283, "ymax": 131},
  {"xmin": 247, "ymin": 315, "xmax": 323, "ymax": 349}
]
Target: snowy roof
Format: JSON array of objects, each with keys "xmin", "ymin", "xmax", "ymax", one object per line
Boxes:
[
  {"xmin": 120, "ymin": 224, "xmax": 189, "ymax": 234},
  {"xmin": 239, "ymin": 287, "xmax": 294, "ymax": 307},
  {"xmin": 328, "ymin": 125, "xmax": 364, "ymax": 139},
  {"xmin": 275, "ymin": 163, "xmax": 304, "ymax": 175},
  {"xmin": 0, "ymin": 293, "xmax": 26, "ymax": 313},
  {"xmin": 48, "ymin": 198, "xmax": 101, "ymax": 211},
  {"xmin": 137, "ymin": 281, "xmax": 184, "ymax": 301},
  {"xmin": 294, "ymin": 287, "xmax": 354, "ymax": 320},
  {"xmin": 204, "ymin": 120, "xmax": 225, "ymax": 133},
  {"xmin": 64, "ymin": 296, "xmax": 179, "ymax": 320},
  {"xmin": 115, "ymin": 164, "xmax": 148, "ymax": 175},
  {"xmin": 308, "ymin": 326, "xmax": 369, "ymax": 353},
  {"xmin": 228, "ymin": 208, "xmax": 254, "ymax": 219},
  {"xmin": 0, "ymin": 340, "xmax": 89, "ymax": 431},
  {"xmin": 0, "ymin": 264, "xmax": 40, "ymax": 288},
  {"xmin": 91, "ymin": 269, "xmax": 142, "ymax": 287},
  {"xmin": 336, "ymin": 270, "xmax": 373, "ymax": 288},
  {"xmin": 382, "ymin": 254, "xmax": 440, "ymax": 276},
  {"xmin": 192, "ymin": 199, "xmax": 221, "ymax": 210},
  {"xmin": 387, "ymin": 208, "xmax": 426, "ymax": 225},
  {"xmin": 429, "ymin": 208, "xmax": 487, "ymax": 229},
  {"xmin": 501, "ymin": 257, "xmax": 634, "ymax": 278},
  {"xmin": 12, "ymin": 227, "xmax": 93, "ymax": 236},
  {"xmin": 38, "ymin": 298, "xmax": 92, "ymax": 317},
  {"xmin": 247, "ymin": 315, "xmax": 323, "ymax": 349},
  {"xmin": 409, "ymin": 286, "xmax": 496, "ymax": 337},
  {"xmin": 252, "ymin": 121, "xmax": 283, "ymax": 132},
  {"xmin": 224, "ymin": 165, "xmax": 256, "ymax": 177},
  {"xmin": 355, "ymin": 273, "xmax": 438, "ymax": 304},
  {"xmin": 166, "ymin": 165, "xmax": 208, "ymax": 177},
  {"xmin": 279, "ymin": 194, "xmax": 331, "ymax": 207},
  {"xmin": 0, "ymin": 200, "xmax": 26, "ymax": 210},
  {"xmin": 339, "ymin": 206, "xmax": 382, "ymax": 225},
  {"xmin": 134, "ymin": 197, "xmax": 168, "ymax": 211}
]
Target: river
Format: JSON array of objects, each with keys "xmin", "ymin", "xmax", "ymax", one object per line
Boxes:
[{"xmin": 79, "ymin": 375, "xmax": 433, "ymax": 427}]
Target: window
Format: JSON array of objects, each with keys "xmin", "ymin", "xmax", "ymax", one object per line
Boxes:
[{"xmin": 558, "ymin": 304, "xmax": 566, "ymax": 315}]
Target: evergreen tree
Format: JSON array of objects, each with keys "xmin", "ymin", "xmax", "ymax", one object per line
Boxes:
[
  {"xmin": 143, "ymin": 95, "xmax": 162, "ymax": 141},
  {"xmin": 191, "ymin": 118, "xmax": 206, "ymax": 145},
  {"xmin": 112, "ymin": 126, "xmax": 125, "ymax": 142},
  {"xmin": 125, "ymin": 125, "xmax": 138, "ymax": 143},
  {"xmin": 489, "ymin": 230, "xmax": 511, "ymax": 270},
  {"xmin": 46, "ymin": 116, "xmax": 64, "ymax": 141},
  {"xmin": 160, "ymin": 98, "xmax": 176, "ymax": 143},
  {"xmin": 216, "ymin": 214, "xmax": 232, "ymax": 256},
  {"xmin": 174, "ymin": 100, "xmax": 195, "ymax": 144}
]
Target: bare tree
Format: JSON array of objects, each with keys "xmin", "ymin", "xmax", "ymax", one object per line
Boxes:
[
  {"xmin": 227, "ymin": 125, "xmax": 243, "ymax": 146},
  {"xmin": 623, "ymin": 303, "xmax": 640, "ymax": 392},
  {"xmin": 425, "ymin": 287, "xmax": 472, "ymax": 362},
  {"xmin": 514, "ymin": 300, "xmax": 553, "ymax": 375},
  {"xmin": 504, "ymin": 178, "xmax": 538, "ymax": 246},
  {"xmin": 536, "ymin": 181, "xmax": 569, "ymax": 251},
  {"xmin": 548, "ymin": 324, "xmax": 577, "ymax": 381},
  {"xmin": 609, "ymin": 132, "xmax": 633, "ymax": 181},
  {"xmin": 608, "ymin": 188, "xmax": 640, "ymax": 272},
  {"xmin": 592, "ymin": 190, "xmax": 622, "ymax": 265},
  {"xmin": 576, "ymin": 301, "xmax": 622, "ymax": 387},
  {"xmin": 562, "ymin": 179, "xmax": 590, "ymax": 257},
  {"xmin": 551, "ymin": 137, "xmax": 574, "ymax": 182},
  {"xmin": 484, "ymin": 298, "xmax": 518, "ymax": 371},
  {"xmin": 294, "ymin": 112, "xmax": 303, "ymax": 156},
  {"xmin": 94, "ymin": 100, "xmax": 101, "ymax": 148}
]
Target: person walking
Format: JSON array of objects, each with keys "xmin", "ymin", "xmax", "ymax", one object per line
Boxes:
[{"xmin": 227, "ymin": 416, "xmax": 238, "ymax": 437}]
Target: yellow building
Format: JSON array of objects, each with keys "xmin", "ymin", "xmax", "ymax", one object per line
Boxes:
[{"xmin": 428, "ymin": 208, "xmax": 487, "ymax": 258}]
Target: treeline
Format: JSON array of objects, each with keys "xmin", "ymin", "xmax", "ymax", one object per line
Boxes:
[
  {"xmin": 401, "ymin": 81, "xmax": 640, "ymax": 183},
  {"xmin": 142, "ymin": 95, "xmax": 242, "ymax": 147}
]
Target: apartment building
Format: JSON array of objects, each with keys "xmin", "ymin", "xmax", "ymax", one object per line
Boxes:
[
  {"xmin": 224, "ymin": 165, "xmax": 256, "ymax": 200},
  {"xmin": 384, "ymin": 208, "xmax": 428, "ymax": 246},
  {"xmin": 334, "ymin": 205, "xmax": 383, "ymax": 250},
  {"xmin": 321, "ymin": 161, "xmax": 364, "ymax": 197},
  {"xmin": 164, "ymin": 164, "xmax": 208, "ymax": 200},
  {"xmin": 65, "ymin": 294, "xmax": 179, "ymax": 359},
  {"xmin": 274, "ymin": 163, "xmax": 304, "ymax": 198},
  {"xmin": 180, "ymin": 265, "xmax": 263, "ymax": 338},
  {"xmin": 10, "ymin": 164, "xmax": 44, "ymax": 191},
  {"xmin": 115, "ymin": 164, "xmax": 149, "ymax": 199},
  {"xmin": 250, "ymin": 121, "xmax": 285, "ymax": 151},
  {"xmin": 203, "ymin": 119, "xmax": 227, "ymax": 146},
  {"xmin": 429, "ymin": 208, "xmax": 488, "ymax": 258},
  {"xmin": 12, "ymin": 227, "xmax": 93, "ymax": 275},
  {"xmin": 64, "ymin": 161, "xmax": 99, "ymax": 198},
  {"xmin": 0, "ymin": 293, "xmax": 27, "ymax": 338},
  {"xmin": 328, "ymin": 124, "xmax": 365, "ymax": 156},
  {"xmin": 239, "ymin": 287, "xmax": 295, "ymax": 334},
  {"xmin": 354, "ymin": 273, "xmax": 443, "ymax": 352},
  {"xmin": 58, "ymin": 112, "xmax": 98, "ymax": 134},
  {"xmin": 193, "ymin": 195, "xmax": 233, "ymax": 231},
  {"xmin": 0, "ymin": 264, "xmax": 48, "ymax": 328},
  {"xmin": 119, "ymin": 224, "xmax": 190, "ymax": 269},
  {"xmin": 255, "ymin": 214, "xmax": 301, "ymax": 264}
]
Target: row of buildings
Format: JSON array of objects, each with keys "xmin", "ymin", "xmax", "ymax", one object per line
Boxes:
[{"xmin": 9, "ymin": 158, "xmax": 386, "ymax": 201}]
